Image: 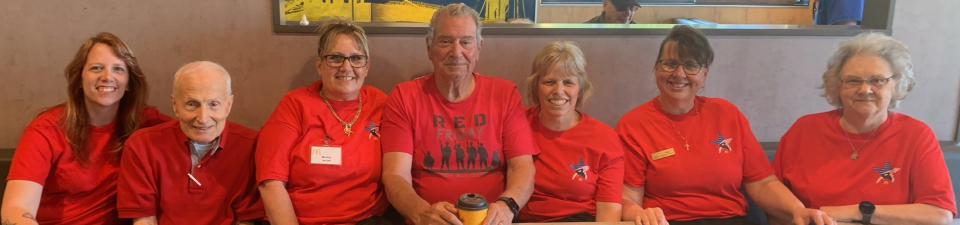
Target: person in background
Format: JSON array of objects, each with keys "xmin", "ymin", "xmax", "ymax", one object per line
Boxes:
[
  {"xmin": 583, "ymin": 0, "xmax": 640, "ymax": 24},
  {"xmin": 117, "ymin": 61, "xmax": 263, "ymax": 225},
  {"xmin": 1, "ymin": 32, "xmax": 170, "ymax": 225},
  {"xmin": 774, "ymin": 32, "xmax": 955, "ymax": 225},
  {"xmin": 517, "ymin": 41, "xmax": 624, "ymax": 223},
  {"xmin": 812, "ymin": 0, "xmax": 863, "ymax": 25}
]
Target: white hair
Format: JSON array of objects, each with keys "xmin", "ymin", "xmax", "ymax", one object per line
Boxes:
[
  {"xmin": 426, "ymin": 3, "xmax": 482, "ymax": 46},
  {"xmin": 819, "ymin": 32, "xmax": 915, "ymax": 108},
  {"xmin": 173, "ymin": 61, "xmax": 232, "ymax": 95}
]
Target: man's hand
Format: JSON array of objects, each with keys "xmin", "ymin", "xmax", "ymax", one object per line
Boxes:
[
  {"xmin": 633, "ymin": 207, "xmax": 668, "ymax": 225},
  {"xmin": 791, "ymin": 208, "xmax": 836, "ymax": 225},
  {"xmin": 482, "ymin": 201, "xmax": 513, "ymax": 225},
  {"xmin": 415, "ymin": 201, "xmax": 462, "ymax": 225}
]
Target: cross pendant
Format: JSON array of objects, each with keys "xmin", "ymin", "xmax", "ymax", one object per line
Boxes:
[
  {"xmin": 344, "ymin": 126, "xmax": 352, "ymax": 137},
  {"xmin": 684, "ymin": 143, "xmax": 690, "ymax": 151}
]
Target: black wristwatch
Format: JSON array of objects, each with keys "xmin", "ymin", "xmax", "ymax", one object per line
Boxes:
[
  {"xmin": 859, "ymin": 201, "xmax": 875, "ymax": 225},
  {"xmin": 496, "ymin": 196, "xmax": 520, "ymax": 221}
]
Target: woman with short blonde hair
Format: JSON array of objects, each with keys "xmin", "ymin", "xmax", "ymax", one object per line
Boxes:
[
  {"xmin": 518, "ymin": 41, "xmax": 624, "ymax": 223},
  {"xmin": 256, "ymin": 17, "xmax": 394, "ymax": 224}
]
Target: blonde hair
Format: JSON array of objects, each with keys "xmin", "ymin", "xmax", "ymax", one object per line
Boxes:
[
  {"xmin": 316, "ymin": 17, "xmax": 369, "ymax": 57},
  {"xmin": 819, "ymin": 32, "xmax": 915, "ymax": 108},
  {"xmin": 525, "ymin": 41, "xmax": 592, "ymax": 108}
]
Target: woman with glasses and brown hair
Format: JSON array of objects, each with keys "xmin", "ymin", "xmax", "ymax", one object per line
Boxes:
[
  {"xmin": 1, "ymin": 32, "xmax": 170, "ymax": 224},
  {"xmin": 773, "ymin": 33, "xmax": 956, "ymax": 225},
  {"xmin": 517, "ymin": 41, "xmax": 625, "ymax": 223},
  {"xmin": 255, "ymin": 17, "xmax": 392, "ymax": 225},
  {"xmin": 616, "ymin": 25, "xmax": 832, "ymax": 225}
]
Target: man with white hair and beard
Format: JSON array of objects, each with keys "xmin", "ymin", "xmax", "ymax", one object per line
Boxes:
[{"xmin": 117, "ymin": 61, "xmax": 263, "ymax": 225}]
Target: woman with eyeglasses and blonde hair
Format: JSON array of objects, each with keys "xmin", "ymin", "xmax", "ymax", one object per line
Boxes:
[
  {"xmin": 773, "ymin": 33, "xmax": 956, "ymax": 225},
  {"xmin": 1, "ymin": 32, "xmax": 170, "ymax": 224},
  {"xmin": 517, "ymin": 41, "xmax": 624, "ymax": 223},
  {"xmin": 616, "ymin": 25, "xmax": 833, "ymax": 225},
  {"xmin": 255, "ymin": 18, "xmax": 393, "ymax": 225}
]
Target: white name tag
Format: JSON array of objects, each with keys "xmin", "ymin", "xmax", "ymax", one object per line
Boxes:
[{"xmin": 310, "ymin": 146, "xmax": 342, "ymax": 165}]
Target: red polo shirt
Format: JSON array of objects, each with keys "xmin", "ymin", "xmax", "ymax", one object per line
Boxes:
[
  {"xmin": 117, "ymin": 120, "xmax": 264, "ymax": 225},
  {"xmin": 774, "ymin": 110, "xmax": 956, "ymax": 216},
  {"xmin": 7, "ymin": 105, "xmax": 170, "ymax": 225},
  {"xmin": 518, "ymin": 107, "xmax": 624, "ymax": 222},
  {"xmin": 256, "ymin": 81, "xmax": 389, "ymax": 224}
]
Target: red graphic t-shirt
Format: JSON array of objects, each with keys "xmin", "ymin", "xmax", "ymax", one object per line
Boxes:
[{"xmin": 382, "ymin": 73, "xmax": 539, "ymax": 204}]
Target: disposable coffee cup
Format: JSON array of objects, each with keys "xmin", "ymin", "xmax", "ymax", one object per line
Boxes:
[{"xmin": 456, "ymin": 193, "xmax": 488, "ymax": 225}]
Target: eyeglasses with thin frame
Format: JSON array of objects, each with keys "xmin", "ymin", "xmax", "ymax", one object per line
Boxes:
[
  {"xmin": 840, "ymin": 76, "xmax": 893, "ymax": 89},
  {"xmin": 321, "ymin": 55, "xmax": 368, "ymax": 68},
  {"xmin": 657, "ymin": 59, "xmax": 704, "ymax": 75}
]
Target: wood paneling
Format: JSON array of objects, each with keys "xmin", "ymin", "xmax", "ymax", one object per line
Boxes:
[{"xmin": 537, "ymin": 5, "xmax": 813, "ymax": 24}]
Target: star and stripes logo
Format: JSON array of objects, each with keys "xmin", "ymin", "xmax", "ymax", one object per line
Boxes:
[
  {"xmin": 710, "ymin": 133, "xmax": 733, "ymax": 154},
  {"xmin": 874, "ymin": 161, "xmax": 901, "ymax": 184},
  {"xmin": 568, "ymin": 157, "xmax": 590, "ymax": 181},
  {"xmin": 365, "ymin": 122, "xmax": 380, "ymax": 140}
]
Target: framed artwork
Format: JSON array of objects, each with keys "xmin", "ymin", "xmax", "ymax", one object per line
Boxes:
[{"xmin": 278, "ymin": 0, "xmax": 537, "ymax": 23}]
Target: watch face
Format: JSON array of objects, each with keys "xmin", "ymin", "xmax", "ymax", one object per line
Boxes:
[{"xmin": 859, "ymin": 201, "xmax": 876, "ymax": 214}]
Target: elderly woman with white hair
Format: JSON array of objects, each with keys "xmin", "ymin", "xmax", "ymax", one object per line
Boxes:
[{"xmin": 773, "ymin": 33, "xmax": 956, "ymax": 225}]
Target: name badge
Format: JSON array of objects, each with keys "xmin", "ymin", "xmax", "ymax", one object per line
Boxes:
[
  {"xmin": 311, "ymin": 146, "xmax": 342, "ymax": 165},
  {"xmin": 651, "ymin": 148, "xmax": 676, "ymax": 161}
]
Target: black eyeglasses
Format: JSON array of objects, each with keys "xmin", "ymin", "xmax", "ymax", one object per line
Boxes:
[
  {"xmin": 321, "ymin": 55, "xmax": 368, "ymax": 68},
  {"xmin": 657, "ymin": 60, "xmax": 704, "ymax": 75},
  {"xmin": 841, "ymin": 76, "xmax": 893, "ymax": 89}
]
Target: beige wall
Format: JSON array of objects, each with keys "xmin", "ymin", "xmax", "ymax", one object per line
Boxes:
[
  {"xmin": 538, "ymin": 5, "xmax": 814, "ymax": 24},
  {"xmin": 0, "ymin": 0, "xmax": 957, "ymax": 149}
]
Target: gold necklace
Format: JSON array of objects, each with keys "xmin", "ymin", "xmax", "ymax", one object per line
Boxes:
[
  {"xmin": 666, "ymin": 106, "xmax": 700, "ymax": 151},
  {"xmin": 840, "ymin": 118, "xmax": 877, "ymax": 160},
  {"xmin": 319, "ymin": 89, "xmax": 362, "ymax": 137}
]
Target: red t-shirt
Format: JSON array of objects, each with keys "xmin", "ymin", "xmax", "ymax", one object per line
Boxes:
[
  {"xmin": 256, "ymin": 81, "xmax": 388, "ymax": 224},
  {"xmin": 381, "ymin": 73, "xmax": 540, "ymax": 204},
  {"xmin": 518, "ymin": 107, "xmax": 624, "ymax": 222},
  {"xmin": 615, "ymin": 96, "xmax": 773, "ymax": 221},
  {"xmin": 773, "ymin": 110, "xmax": 957, "ymax": 216},
  {"xmin": 117, "ymin": 120, "xmax": 264, "ymax": 224},
  {"xmin": 6, "ymin": 105, "xmax": 170, "ymax": 225}
]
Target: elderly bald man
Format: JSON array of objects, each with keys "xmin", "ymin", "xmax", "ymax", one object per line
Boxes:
[{"xmin": 117, "ymin": 61, "xmax": 263, "ymax": 225}]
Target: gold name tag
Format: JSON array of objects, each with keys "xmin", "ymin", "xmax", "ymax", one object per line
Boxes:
[{"xmin": 651, "ymin": 148, "xmax": 676, "ymax": 161}]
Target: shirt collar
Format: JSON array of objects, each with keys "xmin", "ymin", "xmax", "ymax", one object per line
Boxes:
[{"xmin": 175, "ymin": 122, "xmax": 230, "ymax": 157}]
